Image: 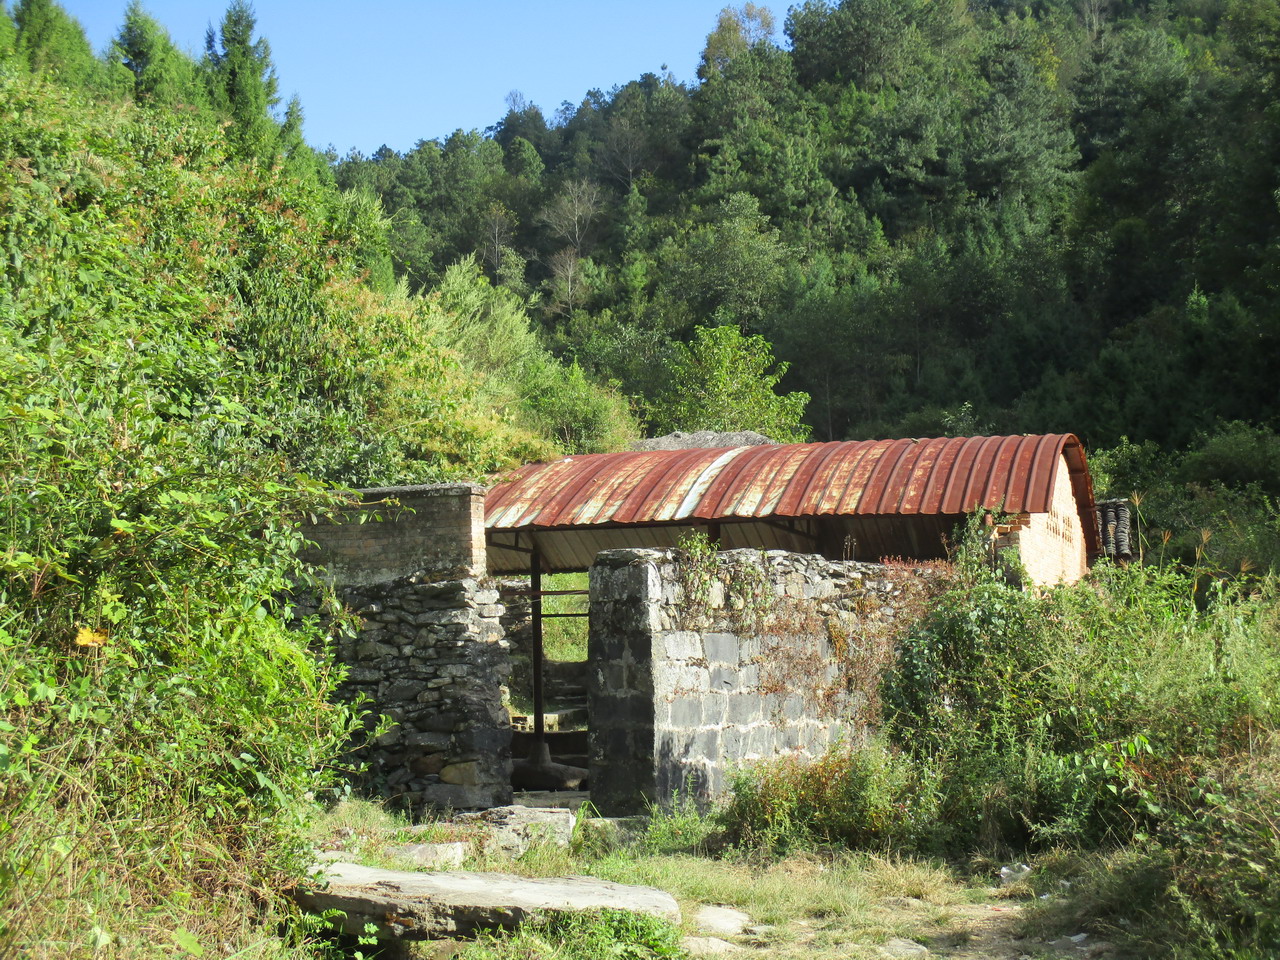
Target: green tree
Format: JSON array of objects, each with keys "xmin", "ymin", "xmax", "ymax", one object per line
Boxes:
[
  {"xmin": 654, "ymin": 193, "xmax": 789, "ymax": 335},
  {"xmin": 648, "ymin": 324, "xmax": 810, "ymax": 441},
  {"xmin": 698, "ymin": 3, "xmax": 776, "ymax": 80},
  {"xmin": 13, "ymin": 0, "xmax": 99, "ymax": 88},
  {"xmin": 108, "ymin": 0, "xmax": 204, "ymax": 108},
  {"xmin": 0, "ymin": 3, "xmax": 17, "ymax": 59},
  {"xmin": 203, "ymin": 0, "xmax": 280, "ymax": 159}
]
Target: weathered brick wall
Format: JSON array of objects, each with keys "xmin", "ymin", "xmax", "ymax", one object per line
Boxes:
[
  {"xmin": 303, "ymin": 484, "xmax": 486, "ymax": 586},
  {"xmin": 997, "ymin": 455, "xmax": 1089, "ymax": 585},
  {"xmin": 587, "ymin": 548, "xmax": 946, "ymax": 816},
  {"xmin": 300, "ymin": 483, "xmax": 511, "ymax": 812}
]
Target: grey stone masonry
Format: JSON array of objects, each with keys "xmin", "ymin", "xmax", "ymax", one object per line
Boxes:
[
  {"xmin": 588, "ymin": 547, "xmax": 946, "ymax": 816},
  {"xmin": 303, "ymin": 484, "xmax": 486, "ymax": 587},
  {"xmin": 298, "ymin": 483, "xmax": 512, "ymax": 812}
]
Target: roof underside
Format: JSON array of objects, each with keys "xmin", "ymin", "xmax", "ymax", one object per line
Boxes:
[{"xmin": 485, "ymin": 435, "xmax": 1098, "ymax": 574}]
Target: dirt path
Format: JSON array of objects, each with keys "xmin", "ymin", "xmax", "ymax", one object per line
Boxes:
[
  {"xmin": 876, "ymin": 896, "xmax": 1120, "ymax": 960},
  {"xmin": 732, "ymin": 896, "xmax": 1124, "ymax": 960}
]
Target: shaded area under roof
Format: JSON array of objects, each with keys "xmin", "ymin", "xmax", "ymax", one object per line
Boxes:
[{"xmin": 486, "ymin": 435, "xmax": 1098, "ymax": 574}]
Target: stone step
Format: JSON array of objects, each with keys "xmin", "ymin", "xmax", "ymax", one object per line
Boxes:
[{"xmin": 295, "ymin": 862, "xmax": 680, "ymax": 942}]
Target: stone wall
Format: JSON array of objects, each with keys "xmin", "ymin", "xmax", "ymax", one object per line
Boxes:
[
  {"xmin": 301, "ymin": 484, "xmax": 512, "ymax": 812},
  {"xmin": 588, "ymin": 548, "xmax": 946, "ymax": 816},
  {"xmin": 304, "ymin": 484, "xmax": 486, "ymax": 586}
]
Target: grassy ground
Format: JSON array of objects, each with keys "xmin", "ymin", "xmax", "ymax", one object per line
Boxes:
[{"xmin": 306, "ymin": 800, "xmax": 1110, "ymax": 960}]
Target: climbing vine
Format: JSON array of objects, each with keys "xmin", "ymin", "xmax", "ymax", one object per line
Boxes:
[{"xmin": 670, "ymin": 535, "xmax": 951, "ymax": 724}]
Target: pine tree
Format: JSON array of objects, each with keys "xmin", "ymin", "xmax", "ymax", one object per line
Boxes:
[
  {"xmin": 109, "ymin": 0, "xmax": 203, "ymax": 108},
  {"xmin": 203, "ymin": 0, "xmax": 280, "ymax": 159},
  {"xmin": 13, "ymin": 0, "xmax": 99, "ymax": 88}
]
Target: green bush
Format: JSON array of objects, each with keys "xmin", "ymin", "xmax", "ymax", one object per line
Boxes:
[
  {"xmin": 724, "ymin": 545, "xmax": 1280, "ymax": 955},
  {"xmin": 721, "ymin": 738, "xmax": 940, "ymax": 853}
]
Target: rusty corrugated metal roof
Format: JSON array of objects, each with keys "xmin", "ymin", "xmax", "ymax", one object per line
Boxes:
[{"xmin": 486, "ymin": 435, "xmax": 1098, "ymax": 551}]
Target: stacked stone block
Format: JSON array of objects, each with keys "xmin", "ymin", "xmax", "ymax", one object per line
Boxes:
[
  {"xmin": 588, "ymin": 547, "xmax": 944, "ymax": 816},
  {"xmin": 301, "ymin": 484, "xmax": 512, "ymax": 812},
  {"xmin": 304, "ymin": 483, "xmax": 487, "ymax": 586}
]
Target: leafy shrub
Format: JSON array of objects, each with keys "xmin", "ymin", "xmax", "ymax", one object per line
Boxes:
[
  {"xmin": 721, "ymin": 738, "xmax": 940, "ymax": 853},
  {"xmin": 725, "ymin": 536, "xmax": 1280, "ymax": 883},
  {"xmin": 1091, "ymin": 430, "xmax": 1280, "ymax": 575}
]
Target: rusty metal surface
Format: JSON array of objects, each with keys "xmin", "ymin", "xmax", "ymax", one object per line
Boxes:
[{"xmin": 487, "ymin": 434, "xmax": 1095, "ymax": 535}]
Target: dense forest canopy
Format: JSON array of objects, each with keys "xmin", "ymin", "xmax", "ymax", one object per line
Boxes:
[
  {"xmin": 0, "ymin": 0, "xmax": 1276, "ymax": 555},
  {"xmin": 331, "ymin": 0, "xmax": 1280, "ymax": 454},
  {"xmin": 11, "ymin": 0, "xmax": 1280, "ymax": 455}
]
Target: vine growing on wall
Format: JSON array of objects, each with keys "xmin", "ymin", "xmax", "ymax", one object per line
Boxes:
[
  {"xmin": 675, "ymin": 532, "xmax": 778, "ymax": 632},
  {"xmin": 670, "ymin": 536, "xmax": 952, "ymax": 725},
  {"xmin": 752, "ymin": 561, "xmax": 953, "ymax": 724},
  {"xmin": 676, "ymin": 530, "xmax": 720, "ymax": 626}
]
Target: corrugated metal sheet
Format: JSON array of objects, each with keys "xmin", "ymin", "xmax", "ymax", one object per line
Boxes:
[
  {"xmin": 489, "ymin": 434, "xmax": 1091, "ymax": 521},
  {"xmin": 485, "ymin": 435, "xmax": 1098, "ymax": 574}
]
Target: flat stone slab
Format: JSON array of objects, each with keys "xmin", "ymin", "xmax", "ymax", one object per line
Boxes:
[
  {"xmin": 449, "ymin": 804, "xmax": 576, "ymax": 856},
  {"xmin": 694, "ymin": 905, "xmax": 752, "ymax": 937},
  {"xmin": 296, "ymin": 861, "xmax": 680, "ymax": 941},
  {"xmin": 510, "ymin": 790, "xmax": 591, "ymax": 810}
]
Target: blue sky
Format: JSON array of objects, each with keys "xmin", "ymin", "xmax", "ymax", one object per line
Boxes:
[{"xmin": 59, "ymin": 1, "xmax": 765, "ymax": 155}]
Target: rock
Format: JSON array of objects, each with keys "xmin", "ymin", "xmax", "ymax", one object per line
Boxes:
[
  {"xmin": 391, "ymin": 841, "xmax": 470, "ymax": 869},
  {"xmin": 880, "ymin": 938, "xmax": 929, "ymax": 958},
  {"xmin": 682, "ymin": 936, "xmax": 744, "ymax": 954},
  {"xmin": 694, "ymin": 905, "xmax": 752, "ymax": 937},
  {"xmin": 450, "ymin": 804, "xmax": 576, "ymax": 857},
  {"xmin": 1049, "ymin": 933, "xmax": 1090, "ymax": 950},
  {"xmin": 410, "ymin": 752, "xmax": 448, "ymax": 776},
  {"xmin": 632, "ymin": 430, "xmax": 774, "ymax": 451},
  {"xmin": 879, "ymin": 896, "xmax": 927, "ymax": 909},
  {"xmin": 439, "ymin": 761, "xmax": 482, "ymax": 786},
  {"xmin": 296, "ymin": 861, "xmax": 680, "ymax": 942}
]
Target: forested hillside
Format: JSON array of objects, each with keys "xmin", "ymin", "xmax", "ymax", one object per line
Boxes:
[{"xmin": 338, "ymin": 0, "xmax": 1280, "ymax": 456}]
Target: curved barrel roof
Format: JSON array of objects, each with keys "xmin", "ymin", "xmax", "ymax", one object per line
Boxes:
[{"xmin": 487, "ymin": 434, "xmax": 1097, "ymax": 547}]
